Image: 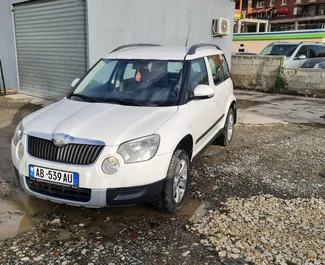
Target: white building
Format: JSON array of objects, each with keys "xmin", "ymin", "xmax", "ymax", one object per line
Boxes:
[{"xmin": 0, "ymin": 0, "xmax": 235, "ymax": 100}]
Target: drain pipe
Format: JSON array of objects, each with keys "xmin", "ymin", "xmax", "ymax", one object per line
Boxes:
[
  {"xmin": 0, "ymin": 59, "xmax": 6, "ymax": 94},
  {"xmin": 276, "ymin": 56, "xmax": 284, "ymax": 93}
]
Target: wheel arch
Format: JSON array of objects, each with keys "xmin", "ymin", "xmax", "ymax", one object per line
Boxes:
[
  {"xmin": 175, "ymin": 134, "xmax": 194, "ymax": 161},
  {"xmin": 230, "ymin": 100, "xmax": 237, "ymax": 124}
]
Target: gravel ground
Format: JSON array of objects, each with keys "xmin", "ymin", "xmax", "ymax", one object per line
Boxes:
[
  {"xmin": 0, "ymin": 96, "xmax": 325, "ymax": 265},
  {"xmin": 191, "ymin": 195, "xmax": 325, "ymax": 265}
]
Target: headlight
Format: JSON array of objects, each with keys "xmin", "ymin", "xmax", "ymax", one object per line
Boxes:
[
  {"xmin": 102, "ymin": 157, "xmax": 120, "ymax": 175},
  {"xmin": 13, "ymin": 122, "xmax": 24, "ymax": 146},
  {"xmin": 117, "ymin": 135, "xmax": 160, "ymax": 163}
]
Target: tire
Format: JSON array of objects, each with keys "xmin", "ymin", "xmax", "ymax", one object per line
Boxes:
[
  {"xmin": 215, "ymin": 107, "xmax": 235, "ymax": 146},
  {"xmin": 152, "ymin": 149, "xmax": 190, "ymax": 213}
]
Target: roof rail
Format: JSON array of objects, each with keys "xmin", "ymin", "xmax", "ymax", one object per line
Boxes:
[
  {"xmin": 298, "ymin": 41, "xmax": 325, "ymax": 45},
  {"xmin": 187, "ymin": 43, "xmax": 221, "ymax": 55},
  {"xmin": 110, "ymin": 43, "xmax": 161, "ymax": 53}
]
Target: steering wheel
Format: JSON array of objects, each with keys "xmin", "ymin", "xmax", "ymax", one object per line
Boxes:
[{"xmin": 153, "ymin": 83, "xmax": 178, "ymax": 98}]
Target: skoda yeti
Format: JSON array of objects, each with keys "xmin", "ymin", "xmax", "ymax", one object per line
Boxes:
[{"xmin": 12, "ymin": 43, "xmax": 236, "ymax": 213}]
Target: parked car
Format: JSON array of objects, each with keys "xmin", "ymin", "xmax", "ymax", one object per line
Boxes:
[
  {"xmin": 259, "ymin": 42, "xmax": 325, "ymax": 68},
  {"xmin": 11, "ymin": 43, "xmax": 236, "ymax": 213},
  {"xmin": 314, "ymin": 62, "xmax": 325, "ymax": 69}
]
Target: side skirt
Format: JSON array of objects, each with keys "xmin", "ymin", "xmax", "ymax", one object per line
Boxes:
[{"xmin": 192, "ymin": 128, "xmax": 223, "ymax": 162}]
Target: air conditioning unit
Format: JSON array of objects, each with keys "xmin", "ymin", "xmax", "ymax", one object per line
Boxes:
[{"xmin": 212, "ymin": 18, "xmax": 230, "ymax": 37}]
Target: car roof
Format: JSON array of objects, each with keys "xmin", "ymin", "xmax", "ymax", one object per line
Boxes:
[
  {"xmin": 271, "ymin": 43, "xmax": 300, "ymax": 45},
  {"xmin": 271, "ymin": 42, "xmax": 325, "ymax": 46},
  {"xmin": 104, "ymin": 46, "xmax": 224, "ymax": 61}
]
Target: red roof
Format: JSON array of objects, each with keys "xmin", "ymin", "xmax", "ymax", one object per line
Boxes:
[
  {"xmin": 249, "ymin": 9, "xmax": 259, "ymax": 14},
  {"xmin": 248, "ymin": 7, "xmax": 273, "ymax": 14},
  {"xmin": 263, "ymin": 7, "xmax": 273, "ymax": 12}
]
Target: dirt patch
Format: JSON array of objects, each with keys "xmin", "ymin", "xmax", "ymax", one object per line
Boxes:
[{"xmin": 0, "ymin": 98, "xmax": 42, "ymax": 190}]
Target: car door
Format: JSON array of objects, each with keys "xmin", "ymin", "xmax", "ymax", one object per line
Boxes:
[
  {"xmin": 206, "ymin": 54, "xmax": 229, "ymax": 122},
  {"xmin": 185, "ymin": 58, "xmax": 218, "ymax": 153},
  {"xmin": 307, "ymin": 45, "xmax": 325, "ymax": 68},
  {"xmin": 292, "ymin": 45, "xmax": 308, "ymax": 68}
]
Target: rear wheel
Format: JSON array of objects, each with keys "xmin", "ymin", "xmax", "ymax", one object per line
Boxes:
[
  {"xmin": 152, "ymin": 149, "xmax": 189, "ymax": 213},
  {"xmin": 215, "ymin": 107, "xmax": 235, "ymax": 146}
]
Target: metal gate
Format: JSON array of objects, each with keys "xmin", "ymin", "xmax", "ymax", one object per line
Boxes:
[{"xmin": 13, "ymin": 0, "xmax": 87, "ymax": 100}]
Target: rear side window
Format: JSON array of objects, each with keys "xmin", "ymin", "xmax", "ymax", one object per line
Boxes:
[
  {"xmin": 189, "ymin": 58, "xmax": 209, "ymax": 93},
  {"xmin": 208, "ymin": 55, "xmax": 224, "ymax": 85},
  {"xmin": 221, "ymin": 55, "xmax": 230, "ymax": 80},
  {"xmin": 309, "ymin": 45, "xmax": 325, "ymax": 58}
]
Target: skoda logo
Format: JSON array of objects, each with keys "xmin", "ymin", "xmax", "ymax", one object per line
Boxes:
[{"xmin": 52, "ymin": 134, "xmax": 68, "ymax": 148}]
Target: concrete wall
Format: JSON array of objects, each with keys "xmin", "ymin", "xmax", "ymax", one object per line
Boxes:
[
  {"xmin": 0, "ymin": 0, "xmax": 20, "ymax": 90},
  {"xmin": 231, "ymin": 55, "xmax": 282, "ymax": 92},
  {"xmin": 0, "ymin": 0, "xmax": 30, "ymax": 90},
  {"xmin": 231, "ymin": 55, "xmax": 325, "ymax": 97},
  {"xmin": 283, "ymin": 68, "xmax": 325, "ymax": 97},
  {"xmin": 87, "ymin": 0, "xmax": 235, "ymax": 66}
]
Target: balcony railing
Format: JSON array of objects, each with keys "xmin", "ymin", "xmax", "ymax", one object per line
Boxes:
[{"xmin": 296, "ymin": 10, "xmax": 325, "ymax": 17}]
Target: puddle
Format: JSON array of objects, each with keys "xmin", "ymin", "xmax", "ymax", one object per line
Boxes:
[
  {"xmin": 0, "ymin": 199, "xmax": 33, "ymax": 240},
  {"xmin": 237, "ymin": 99, "xmax": 264, "ymax": 109},
  {"xmin": 2, "ymin": 191, "xmax": 204, "ymax": 241}
]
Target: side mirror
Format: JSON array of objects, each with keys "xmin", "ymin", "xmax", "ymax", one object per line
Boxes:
[
  {"xmin": 71, "ymin": 78, "xmax": 80, "ymax": 88},
  {"xmin": 193, "ymin": 85, "xmax": 215, "ymax": 99},
  {"xmin": 295, "ymin": 55, "xmax": 307, "ymax": 60}
]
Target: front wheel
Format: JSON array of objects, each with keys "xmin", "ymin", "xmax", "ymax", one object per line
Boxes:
[
  {"xmin": 215, "ymin": 108, "xmax": 235, "ymax": 146},
  {"xmin": 152, "ymin": 149, "xmax": 189, "ymax": 213}
]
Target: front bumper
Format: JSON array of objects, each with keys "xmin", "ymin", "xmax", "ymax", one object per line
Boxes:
[
  {"xmin": 12, "ymin": 136, "xmax": 171, "ymax": 208},
  {"xmin": 15, "ymin": 167, "xmax": 165, "ymax": 208}
]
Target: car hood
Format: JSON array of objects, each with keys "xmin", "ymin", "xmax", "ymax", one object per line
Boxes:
[{"xmin": 23, "ymin": 98, "xmax": 178, "ymax": 145}]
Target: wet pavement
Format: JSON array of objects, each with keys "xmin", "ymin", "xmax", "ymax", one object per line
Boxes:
[{"xmin": 235, "ymin": 90, "xmax": 325, "ymax": 125}]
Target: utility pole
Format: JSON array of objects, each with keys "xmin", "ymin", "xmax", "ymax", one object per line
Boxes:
[{"xmin": 239, "ymin": 0, "xmax": 243, "ymax": 18}]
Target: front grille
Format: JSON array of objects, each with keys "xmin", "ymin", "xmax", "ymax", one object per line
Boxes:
[
  {"xmin": 28, "ymin": 136, "xmax": 104, "ymax": 165},
  {"xmin": 26, "ymin": 177, "xmax": 91, "ymax": 202}
]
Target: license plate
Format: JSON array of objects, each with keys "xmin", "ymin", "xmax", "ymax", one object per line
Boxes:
[{"xmin": 29, "ymin": 165, "xmax": 79, "ymax": 187}]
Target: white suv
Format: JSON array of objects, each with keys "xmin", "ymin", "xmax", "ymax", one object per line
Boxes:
[{"xmin": 11, "ymin": 43, "xmax": 236, "ymax": 213}]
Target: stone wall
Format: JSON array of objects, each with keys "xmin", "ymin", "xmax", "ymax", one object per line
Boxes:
[
  {"xmin": 231, "ymin": 55, "xmax": 283, "ymax": 92},
  {"xmin": 231, "ymin": 55, "xmax": 325, "ymax": 97},
  {"xmin": 283, "ymin": 68, "xmax": 325, "ymax": 97}
]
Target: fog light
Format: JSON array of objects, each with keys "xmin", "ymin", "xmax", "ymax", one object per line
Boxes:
[
  {"xmin": 102, "ymin": 157, "xmax": 119, "ymax": 175},
  {"xmin": 18, "ymin": 143, "xmax": 24, "ymax": 160}
]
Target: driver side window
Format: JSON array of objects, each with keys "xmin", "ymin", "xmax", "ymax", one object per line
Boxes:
[
  {"xmin": 189, "ymin": 58, "xmax": 209, "ymax": 94},
  {"xmin": 295, "ymin": 45, "xmax": 308, "ymax": 59}
]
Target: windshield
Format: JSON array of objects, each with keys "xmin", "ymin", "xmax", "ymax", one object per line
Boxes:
[
  {"xmin": 69, "ymin": 59, "xmax": 184, "ymax": 106},
  {"xmin": 259, "ymin": 44, "xmax": 298, "ymax": 57}
]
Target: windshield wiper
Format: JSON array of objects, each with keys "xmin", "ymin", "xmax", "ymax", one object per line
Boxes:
[
  {"xmin": 98, "ymin": 98, "xmax": 146, "ymax": 106},
  {"xmin": 69, "ymin": 93, "xmax": 98, "ymax": 102}
]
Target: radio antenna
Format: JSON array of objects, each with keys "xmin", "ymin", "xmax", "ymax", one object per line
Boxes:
[{"xmin": 185, "ymin": 25, "xmax": 191, "ymax": 47}]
